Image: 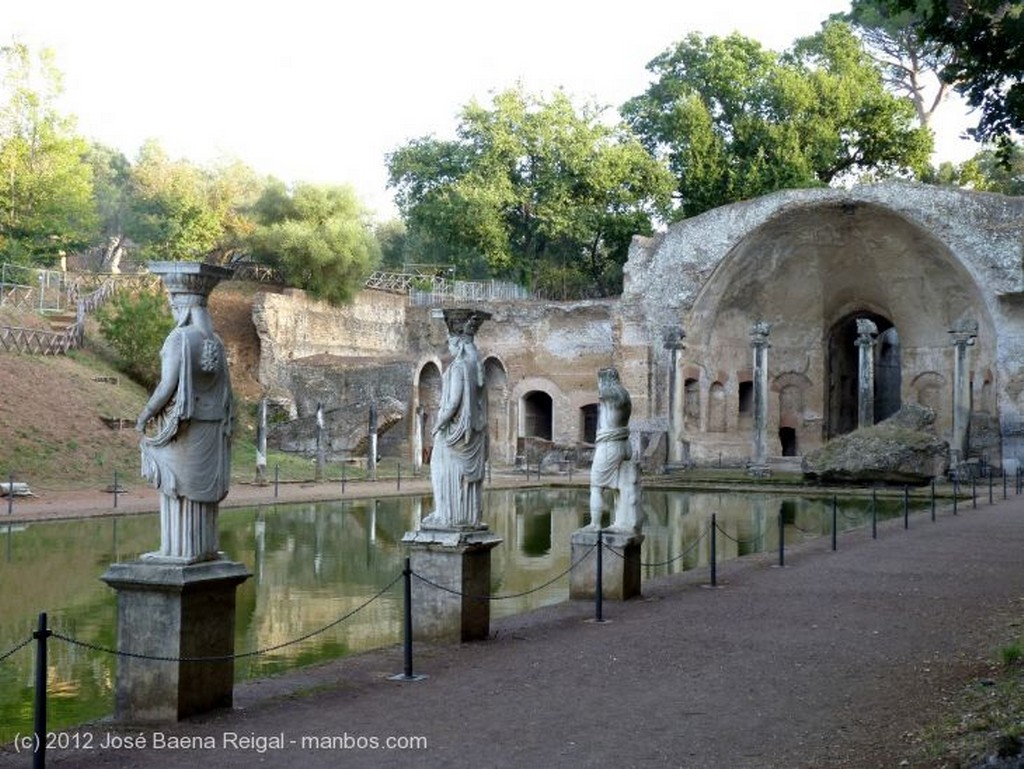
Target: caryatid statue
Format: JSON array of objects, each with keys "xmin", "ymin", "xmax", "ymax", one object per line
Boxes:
[
  {"xmin": 422, "ymin": 308, "xmax": 492, "ymax": 529},
  {"xmin": 589, "ymin": 367, "xmax": 643, "ymax": 533},
  {"xmin": 136, "ymin": 262, "xmax": 234, "ymax": 562}
]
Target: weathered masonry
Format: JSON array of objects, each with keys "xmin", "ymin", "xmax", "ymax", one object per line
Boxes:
[
  {"xmin": 623, "ymin": 182, "xmax": 1024, "ymax": 470},
  {"xmin": 252, "ymin": 182, "xmax": 1024, "ymax": 473}
]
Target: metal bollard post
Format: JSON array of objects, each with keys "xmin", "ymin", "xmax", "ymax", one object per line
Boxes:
[
  {"xmin": 1003, "ymin": 471, "xmax": 1007, "ymax": 500},
  {"xmin": 595, "ymin": 528, "xmax": 604, "ymax": 622},
  {"xmin": 402, "ymin": 558, "xmax": 413, "ymax": 677},
  {"xmin": 903, "ymin": 486, "xmax": 909, "ymax": 530},
  {"xmin": 710, "ymin": 514, "xmax": 717, "ymax": 588},
  {"xmin": 953, "ymin": 478, "xmax": 959, "ymax": 515},
  {"xmin": 989, "ymin": 473, "xmax": 994, "ymax": 505},
  {"xmin": 7, "ymin": 471, "xmax": 13, "ymax": 516},
  {"xmin": 831, "ymin": 495, "xmax": 837, "ymax": 551},
  {"xmin": 972, "ymin": 476, "xmax": 977, "ymax": 509},
  {"xmin": 397, "ymin": 463, "xmax": 401, "ymax": 491},
  {"xmin": 388, "ymin": 557, "xmax": 425, "ymax": 682},
  {"xmin": 931, "ymin": 479, "xmax": 936, "ymax": 522},
  {"xmin": 113, "ymin": 469, "xmax": 119, "ymax": 509},
  {"xmin": 871, "ymin": 489, "xmax": 877, "ymax": 539},
  {"xmin": 341, "ymin": 462, "xmax": 347, "ymax": 494},
  {"xmin": 33, "ymin": 611, "xmax": 50, "ymax": 769},
  {"xmin": 274, "ymin": 464, "xmax": 280, "ymax": 498}
]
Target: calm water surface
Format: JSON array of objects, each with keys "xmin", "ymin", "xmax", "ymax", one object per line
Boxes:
[{"xmin": 0, "ymin": 487, "xmax": 921, "ymax": 740}]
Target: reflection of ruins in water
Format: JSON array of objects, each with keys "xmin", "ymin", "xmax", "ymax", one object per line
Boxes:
[{"xmin": 0, "ymin": 488, "xmax": 923, "ymax": 742}]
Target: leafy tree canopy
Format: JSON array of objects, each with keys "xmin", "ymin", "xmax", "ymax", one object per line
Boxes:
[
  {"xmin": 387, "ymin": 86, "xmax": 675, "ymax": 297},
  {"xmin": 246, "ymin": 181, "xmax": 380, "ymax": 305},
  {"xmin": 882, "ymin": 0, "xmax": 1023, "ymax": 147},
  {"xmin": 0, "ymin": 39, "xmax": 99, "ymax": 266},
  {"xmin": 622, "ymin": 22, "xmax": 933, "ymax": 218},
  {"xmin": 840, "ymin": 0, "xmax": 956, "ymax": 128}
]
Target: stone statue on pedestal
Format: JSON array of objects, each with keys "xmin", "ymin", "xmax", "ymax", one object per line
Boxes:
[
  {"xmin": 136, "ymin": 262, "xmax": 233, "ymax": 562},
  {"xmin": 422, "ymin": 308, "xmax": 492, "ymax": 529},
  {"xmin": 589, "ymin": 367, "xmax": 643, "ymax": 533}
]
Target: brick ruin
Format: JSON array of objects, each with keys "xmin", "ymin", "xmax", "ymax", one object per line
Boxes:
[{"xmin": 252, "ymin": 181, "xmax": 1024, "ymax": 474}]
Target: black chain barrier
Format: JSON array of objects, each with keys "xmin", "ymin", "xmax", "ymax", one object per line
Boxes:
[
  {"xmin": 0, "ymin": 635, "xmax": 33, "ymax": 663},
  {"xmin": 602, "ymin": 526, "xmax": 709, "ymax": 569},
  {"xmin": 411, "ymin": 543, "xmax": 598, "ymax": 602},
  {"xmin": 50, "ymin": 572, "xmax": 403, "ymax": 664},
  {"xmin": 712, "ymin": 522, "xmax": 766, "ymax": 548}
]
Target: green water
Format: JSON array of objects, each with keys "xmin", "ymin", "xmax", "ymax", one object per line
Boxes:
[{"xmin": 0, "ymin": 488, "xmax": 922, "ymax": 741}]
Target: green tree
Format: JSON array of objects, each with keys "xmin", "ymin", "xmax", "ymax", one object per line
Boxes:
[
  {"xmin": 125, "ymin": 140, "xmax": 226, "ymax": 262},
  {"xmin": 841, "ymin": 0, "xmax": 956, "ymax": 128},
  {"xmin": 96, "ymin": 285, "xmax": 174, "ymax": 388},
  {"xmin": 883, "ymin": 0, "xmax": 1023, "ymax": 147},
  {"xmin": 246, "ymin": 181, "xmax": 379, "ymax": 304},
  {"xmin": 622, "ymin": 23, "xmax": 933, "ymax": 218},
  {"xmin": 387, "ymin": 86, "xmax": 674, "ymax": 296},
  {"xmin": 955, "ymin": 141, "xmax": 1024, "ymax": 195},
  {"xmin": 0, "ymin": 40, "xmax": 98, "ymax": 265},
  {"xmin": 374, "ymin": 218, "xmax": 408, "ymax": 270}
]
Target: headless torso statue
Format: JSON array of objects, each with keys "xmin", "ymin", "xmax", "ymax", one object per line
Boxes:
[
  {"xmin": 136, "ymin": 263, "xmax": 233, "ymax": 562},
  {"xmin": 589, "ymin": 367, "xmax": 643, "ymax": 533}
]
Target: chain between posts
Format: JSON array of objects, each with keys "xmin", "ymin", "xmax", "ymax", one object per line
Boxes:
[
  {"xmin": 410, "ymin": 544, "xmax": 598, "ymax": 601},
  {"xmin": 0, "ymin": 635, "xmax": 33, "ymax": 663},
  {"xmin": 602, "ymin": 527, "xmax": 709, "ymax": 568},
  {"xmin": 49, "ymin": 573, "xmax": 403, "ymax": 664}
]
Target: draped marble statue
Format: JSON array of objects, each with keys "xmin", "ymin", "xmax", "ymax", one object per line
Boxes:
[
  {"xmin": 136, "ymin": 262, "xmax": 233, "ymax": 561},
  {"xmin": 589, "ymin": 367, "xmax": 643, "ymax": 532},
  {"xmin": 422, "ymin": 309, "xmax": 492, "ymax": 529}
]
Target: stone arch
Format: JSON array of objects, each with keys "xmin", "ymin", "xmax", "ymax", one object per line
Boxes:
[
  {"xmin": 825, "ymin": 310, "xmax": 899, "ymax": 438},
  {"xmin": 678, "ymin": 196, "xmax": 998, "ymax": 460},
  {"xmin": 522, "ymin": 391, "xmax": 553, "ymax": 440},
  {"xmin": 414, "ymin": 359, "xmax": 443, "ymax": 464},
  {"xmin": 484, "ymin": 355, "xmax": 512, "ymax": 463},
  {"xmin": 772, "ymin": 372, "xmax": 813, "ymax": 456}
]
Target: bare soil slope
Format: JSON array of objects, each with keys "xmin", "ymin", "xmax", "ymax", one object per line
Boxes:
[{"xmin": 0, "ymin": 283, "xmax": 264, "ymax": 490}]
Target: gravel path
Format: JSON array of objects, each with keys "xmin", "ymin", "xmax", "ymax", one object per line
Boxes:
[{"xmin": 2, "ymin": 483, "xmax": 1023, "ymax": 768}]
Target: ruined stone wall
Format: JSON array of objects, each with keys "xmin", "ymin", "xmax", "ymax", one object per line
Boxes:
[{"xmin": 252, "ymin": 289, "xmax": 622, "ymax": 462}]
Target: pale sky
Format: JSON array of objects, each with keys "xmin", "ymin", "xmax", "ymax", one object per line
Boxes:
[{"xmin": 7, "ymin": 0, "xmax": 978, "ymax": 220}]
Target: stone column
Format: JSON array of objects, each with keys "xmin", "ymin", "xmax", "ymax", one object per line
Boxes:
[
  {"xmin": 749, "ymin": 321, "xmax": 772, "ymax": 478},
  {"xmin": 315, "ymin": 401, "xmax": 325, "ymax": 482},
  {"xmin": 368, "ymin": 400, "xmax": 378, "ymax": 481},
  {"xmin": 950, "ymin": 318, "xmax": 978, "ymax": 464},
  {"xmin": 413, "ymin": 405, "xmax": 426, "ymax": 476},
  {"xmin": 856, "ymin": 318, "xmax": 879, "ymax": 429},
  {"xmin": 662, "ymin": 326, "xmax": 686, "ymax": 464}
]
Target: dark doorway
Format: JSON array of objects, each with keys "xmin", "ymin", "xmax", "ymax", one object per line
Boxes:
[
  {"xmin": 581, "ymin": 404, "xmax": 599, "ymax": 443},
  {"xmin": 779, "ymin": 426, "xmax": 797, "ymax": 456},
  {"xmin": 826, "ymin": 312, "xmax": 900, "ymax": 439},
  {"xmin": 523, "ymin": 391, "xmax": 553, "ymax": 440}
]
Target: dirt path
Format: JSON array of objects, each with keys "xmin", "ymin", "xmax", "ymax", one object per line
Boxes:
[{"xmin": 2, "ymin": 483, "xmax": 1024, "ymax": 768}]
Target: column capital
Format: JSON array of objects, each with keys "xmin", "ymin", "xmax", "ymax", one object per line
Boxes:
[
  {"xmin": 749, "ymin": 320, "xmax": 772, "ymax": 348},
  {"xmin": 662, "ymin": 325, "xmax": 686, "ymax": 351},
  {"xmin": 949, "ymin": 317, "xmax": 978, "ymax": 347}
]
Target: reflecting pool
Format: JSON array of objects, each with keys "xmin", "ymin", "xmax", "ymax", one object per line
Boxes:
[{"xmin": 0, "ymin": 487, "xmax": 923, "ymax": 740}]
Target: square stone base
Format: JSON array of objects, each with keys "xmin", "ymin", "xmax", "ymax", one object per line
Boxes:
[
  {"xmin": 402, "ymin": 528, "xmax": 502, "ymax": 642},
  {"xmin": 569, "ymin": 528, "xmax": 644, "ymax": 601},
  {"xmin": 100, "ymin": 558, "xmax": 251, "ymax": 722}
]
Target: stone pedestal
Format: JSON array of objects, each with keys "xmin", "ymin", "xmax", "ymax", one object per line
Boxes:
[
  {"xmin": 100, "ymin": 558, "xmax": 251, "ymax": 723},
  {"xmin": 401, "ymin": 528, "xmax": 502, "ymax": 642},
  {"xmin": 569, "ymin": 527, "xmax": 644, "ymax": 601}
]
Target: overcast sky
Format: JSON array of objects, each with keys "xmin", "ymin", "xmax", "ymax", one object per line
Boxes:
[{"xmin": 7, "ymin": 0, "xmax": 977, "ymax": 219}]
